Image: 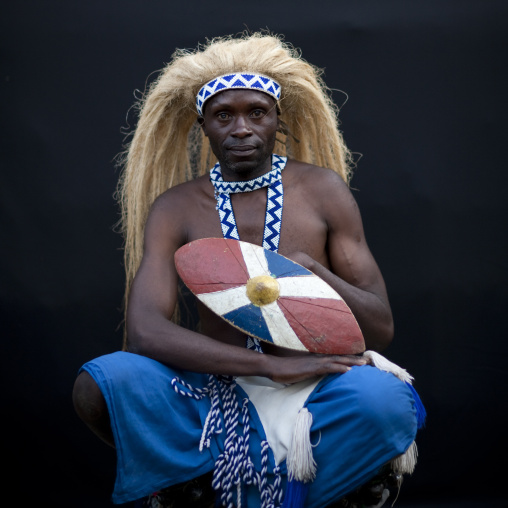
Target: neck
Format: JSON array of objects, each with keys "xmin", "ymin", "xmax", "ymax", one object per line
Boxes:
[{"xmin": 219, "ymin": 155, "xmax": 273, "ymax": 182}]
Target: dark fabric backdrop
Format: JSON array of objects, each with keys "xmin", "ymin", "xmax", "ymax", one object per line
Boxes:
[{"xmin": 2, "ymin": 1, "xmax": 507, "ymax": 507}]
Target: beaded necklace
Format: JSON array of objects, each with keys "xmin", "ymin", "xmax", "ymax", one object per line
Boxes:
[{"xmin": 209, "ymin": 154, "xmax": 286, "ymax": 253}]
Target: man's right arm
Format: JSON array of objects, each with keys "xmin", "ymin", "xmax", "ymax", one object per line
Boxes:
[
  {"xmin": 125, "ymin": 193, "xmax": 266, "ymax": 375},
  {"xmin": 125, "ymin": 192, "xmax": 366, "ymax": 382}
]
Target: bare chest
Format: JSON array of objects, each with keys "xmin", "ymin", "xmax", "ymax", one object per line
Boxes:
[{"xmin": 184, "ymin": 184, "xmax": 330, "ymax": 267}]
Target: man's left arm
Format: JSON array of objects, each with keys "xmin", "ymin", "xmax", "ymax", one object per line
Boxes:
[{"xmin": 290, "ymin": 171, "xmax": 394, "ymax": 352}]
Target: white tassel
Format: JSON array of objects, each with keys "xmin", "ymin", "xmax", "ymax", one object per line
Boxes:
[
  {"xmin": 363, "ymin": 350, "xmax": 414, "ymax": 384},
  {"xmin": 363, "ymin": 351, "xmax": 420, "ymax": 475},
  {"xmin": 390, "ymin": 440, "xmax": 418, "ymax": 475},
  {"xmin": 286, "ymin": 408, "xmax": 317, "ymax": 482}
]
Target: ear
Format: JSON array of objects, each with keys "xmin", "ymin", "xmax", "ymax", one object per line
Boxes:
[{"xmin": 197, "ymin": 116, "xmax": 208, "ymax": 136}]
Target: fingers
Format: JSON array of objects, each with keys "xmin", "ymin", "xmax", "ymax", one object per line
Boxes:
[
  {"xmin": 268, "ymin": 352, "xmax": 368, "ymax": 384},
  {"xmin": 286, "ymin": 251, "xmax": 313, "ymax": 269},
  {"xmin": 317, "ymin": 354, "xmax": 367, "ymax": 375},
  {"xmin": 323, "ymin": 354, "xmax": 367, "ymax": 366}
]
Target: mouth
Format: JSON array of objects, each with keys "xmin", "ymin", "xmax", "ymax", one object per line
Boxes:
[{"xmin": 228, "ymin": 145, "xmax": 257, "ymax": 154}]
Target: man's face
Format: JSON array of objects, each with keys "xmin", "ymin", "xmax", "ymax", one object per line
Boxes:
[{"xmin": 199, "ymin": 89, "xmax": 279, "ymax": 178}]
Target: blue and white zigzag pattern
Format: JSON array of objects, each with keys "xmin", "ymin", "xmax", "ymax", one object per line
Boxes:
[
  {"xmin": 210, "ymin": 154, "xmax": 286, "ymax": 195},
  {"xmin": 211, "ymin": 166, "xmax": 281, "ymax": 195},
  {"xmin": 210, "ymin": 154, "xmax": 286, "ymax": 253},
  {"xmin": 263, "ymin": 180, "xmax": 283, "ymax": 251},
  {"xmin": 196, "ymin": 73, "xmax": 281, "ymax": 116},
  {"xmin": 216, "ymin": 192, "xmax": 240, "ymax": 241}
]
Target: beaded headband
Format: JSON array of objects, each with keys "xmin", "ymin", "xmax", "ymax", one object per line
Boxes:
[{"xmin": 196, "ymin": 72, "xmax": 281, "ymax": 116}]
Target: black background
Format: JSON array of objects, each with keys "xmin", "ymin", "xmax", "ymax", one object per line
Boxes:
[{"xmin": 2, "ymin": 1, "xmax": 507, "ymax": 507}]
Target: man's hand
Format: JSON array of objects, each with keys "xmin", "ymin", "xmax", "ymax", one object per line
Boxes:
[{"xmin": 265, "ymin": 353, "xmax": 367, "ymax": 384}]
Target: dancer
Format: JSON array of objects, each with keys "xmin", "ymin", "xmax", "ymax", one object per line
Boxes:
[{"xmin": 73, "ymin": 33, "xmax": 425, "ymax": 508}]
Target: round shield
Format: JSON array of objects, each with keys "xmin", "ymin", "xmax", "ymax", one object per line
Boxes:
[{"xmin": 174, "ymin": 238, "xmax": 365, "ymax": 355}]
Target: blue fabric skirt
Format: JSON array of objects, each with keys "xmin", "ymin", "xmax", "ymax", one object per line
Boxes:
[{"xmin": 80, "ymin": 352, "xmax": 417, "ymax": 507}]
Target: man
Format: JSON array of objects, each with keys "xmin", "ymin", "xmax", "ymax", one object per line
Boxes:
[{"xmin": 73, "ymin": 33, "xmax": 423, "ymax": 508}]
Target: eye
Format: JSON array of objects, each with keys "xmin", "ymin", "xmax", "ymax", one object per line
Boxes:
[
  {"xmin": 250, "ymin": 109, "xmax": 265, "ymax": 118},
  {"xmin": 217, "ymin": 112, "xmax": 230, "ymax": 120}
]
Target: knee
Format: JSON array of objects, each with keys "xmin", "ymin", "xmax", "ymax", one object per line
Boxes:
[
  {"xmin": 72, "ymin": 371, "xmax": 107, "ymax": 425},
  {"xmin": 73, "ymin": 370, "xmax": 115, "ymax": 447},
  {"xmin": 351, "ymin": 368, "xmax": 417, "ymax": 445}
]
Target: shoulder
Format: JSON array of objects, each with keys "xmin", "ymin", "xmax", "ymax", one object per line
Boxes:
[
  {"xmin": 151, "ymin": 174, "xmax": 211, "ymax": 214},
  {"xmin": 143, "ymin": 174, "xmax": 213, "ymax": 246},
  {"xmin": 284, "ymin": 158, "xmax": 350, "ymax": 192},
  {"xmin": 284, "ymin": 158, "xmax": 358, "ymax": 215}
]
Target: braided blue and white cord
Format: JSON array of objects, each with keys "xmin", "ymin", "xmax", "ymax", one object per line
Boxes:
[
  {"xmin": 171, "ymin": 375, "xmax": 223, "ymax": 450},
  {"xmin": 172, "ymin": 375, "xmax": 283, "ymax": 507}
]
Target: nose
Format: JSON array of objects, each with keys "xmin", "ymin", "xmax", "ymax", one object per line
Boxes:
[{"xmin": 231, "ymin": 115, "xmax": 252, "ymax": 138}]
